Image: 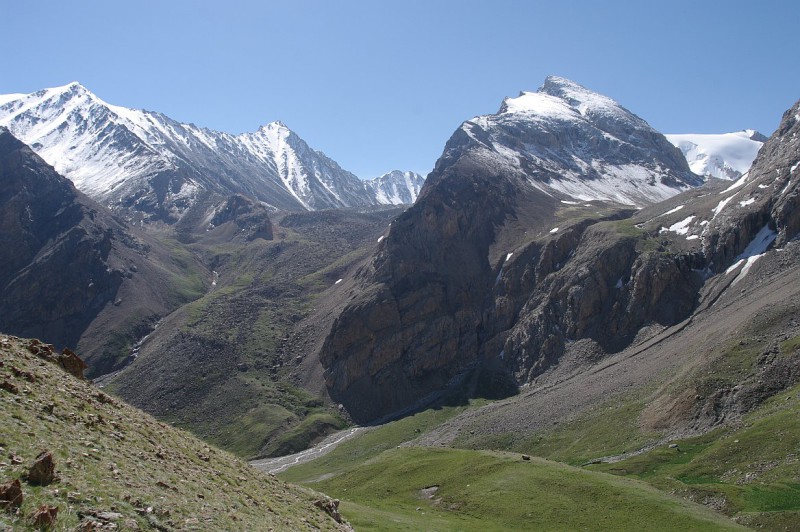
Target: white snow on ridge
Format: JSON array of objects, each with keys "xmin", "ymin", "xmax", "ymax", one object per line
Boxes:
[
  {"xmin": 659, "ymin": 205, "xmax": 684, "ymax": 217},
  {"xmin": 660, "ymin": 215, "xmax": 695, "ymax": 236},
  {"xmin": 722, "ymin": 171, "xmax": 751, "ymax": 194},
  {"xmin": 0, "ymin": 93, "xmax": 24, "ymax": 106},
  {"xmin": 712, "ymin": 196, "xmax": 734, "ymax": 218},
  {"xmin": 730, "ymin": 254, "xmax": 763, "ymax": 286},
  {"xmin": 0, "ymin": 82, "xmax": 394, "ymax": 212},
  {"xmin": 501, "ymin": 91, "xmax": 576, "ymax": 118},
  {"xmin": 667, "ymin": 131, "xmax": 763, "ymax": 180}
]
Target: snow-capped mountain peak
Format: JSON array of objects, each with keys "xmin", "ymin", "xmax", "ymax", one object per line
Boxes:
[
  {"xmin": 0, "ymin": 83, "xmax": 417, "ymax": 219},
  {"xmin": 364, "ymin": 170, "xmax": 425, "ymax": 205},
  {"xmin": 451, "ymin": 76, "xmax": 700, "ymax": 207}
]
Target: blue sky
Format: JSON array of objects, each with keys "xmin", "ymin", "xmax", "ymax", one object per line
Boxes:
[{"xmin": 2, "ymin": 0, "xmax": 798, "ymax": 178}]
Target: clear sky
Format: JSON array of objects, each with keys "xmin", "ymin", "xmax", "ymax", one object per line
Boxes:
[{"xmin": 2, "ymin": 0, "xmax": 798, "ymax": 178}]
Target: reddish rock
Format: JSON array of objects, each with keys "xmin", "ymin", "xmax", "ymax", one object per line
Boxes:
[
  {"xmin": 30, "ymin": 504, "xmax": 58, "ymax": 529},
  {"xmin": 27, "ymin": 451, "xmax": 56, "ymax": 486},
  {"xmin": 0, "ymin": 478, "xmax": 23, "ymax": 510},
  {"xmin": 58, "ymin": 348, "xmax": 88, "ymax": 380},
  {"xmin": 0, "ymin": 380, "xmax": 18, "ymax": 394}
]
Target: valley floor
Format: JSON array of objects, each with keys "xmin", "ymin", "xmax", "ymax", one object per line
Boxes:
[{"xmin": 271, "ymin": 241, "xmax": 800, "ymax": 530}]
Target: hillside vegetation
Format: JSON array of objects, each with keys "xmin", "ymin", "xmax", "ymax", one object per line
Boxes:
[{"xmin": 0, "ymin": 334, "xmax": 347, "ymax": 530}]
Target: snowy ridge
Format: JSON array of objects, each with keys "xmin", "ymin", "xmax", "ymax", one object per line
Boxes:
[
  {"xmin": 364, "ymin": 170, "xmax": 425, "ymax": 205},
  {"xmin": 666, "ymin": 130, "xmax": 765, "ymax": 180},
  {"xmin": 453, "ymin": 76, "xmax": 701, "ymax": 207},
  {"xmin": 0, "ymin": 82, "xmax": 404, "ymax": 218}
]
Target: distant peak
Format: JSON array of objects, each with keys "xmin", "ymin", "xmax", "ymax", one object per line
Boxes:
[
  {"xmin": 38, "ymin": 81, "xmax": 94, "ymax": 101},
  {"xmin": 258, "ymin": 120, "xmax": 294, "ymax": 134},
  {"xmin": 541, "ymin": 75, "xmax": 585, "ymax": 91},
  {"xmin": 56, "ymin": 81, "xmax": 88, "ymax": 93},
  {"xmin": 745, "ymin": 129, "xmax": 769, "ymax": 142},
  {"xmin": 264, "ymin": 120, "xmax": 288, "ymax": 129}
]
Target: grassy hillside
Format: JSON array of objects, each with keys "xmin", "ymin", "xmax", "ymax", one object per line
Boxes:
[
  {"xmin": 283, "ymin": 445, "xmax": 742, "ymax": 530},
  {"xmin": 0, "ymin": 334, "xmax": 347, "ymax": 530},
  {"xmin": 591, "ymin": 383, "xmax": 800, "ymax": 530},
  {"xmin": 279, "ymin": 406, "xmax": 743, "ymax": 530}
]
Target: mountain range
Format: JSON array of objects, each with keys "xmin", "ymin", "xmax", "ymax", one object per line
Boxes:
[
  {"xmin": 0, "ymin": 82, "xmax": 424, "ymax": 222},
  {"xmin": 1, "ymin": 75, "xmax": 798, "ymax": 528}
]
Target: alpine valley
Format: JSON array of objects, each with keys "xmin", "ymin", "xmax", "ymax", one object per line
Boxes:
[{"xmin": 1, "ymin": 77, "xmax": 798, "ymax": 530}]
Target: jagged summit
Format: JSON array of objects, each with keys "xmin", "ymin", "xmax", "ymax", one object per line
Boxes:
[
  {"xmin": 258, "ymin": 120, "xmax": 290, "ymax": 132},
  {"xmin": 500, "ymin": 76, "xmax": 646, "ymax": 127}
]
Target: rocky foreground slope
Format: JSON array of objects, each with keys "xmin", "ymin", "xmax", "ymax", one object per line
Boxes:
[
  {"xmin": 319, "ymin": 81, "xmax": 799, "ymax": 424},
  {"xmin": 0, "ymin": 334, "xmax": 348, "ymax": 530}
]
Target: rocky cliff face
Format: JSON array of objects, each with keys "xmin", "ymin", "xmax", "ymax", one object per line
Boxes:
[
  {"xmin": 0, "ymin": 127, "xmax": 126, "ymax": 349},
  {"xmin": 319, "ymin": 77, "xmax": 707, "ymax": 422},
  {"xmin": 0, "ymin": 128, "xmax": 209, "ymax": 376},
  {"xmin": 320, "ymin": 82, "xmax": 799, "ymax": 424}
]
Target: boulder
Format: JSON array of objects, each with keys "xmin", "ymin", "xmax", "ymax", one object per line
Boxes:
[
  {"xmin": 30, "ymin": 504, "xmax": 58, "ymax": 529},
  {"xmin": 0, "ymin": 478, "xmax": 23, "ymax": 510},
  {"xmin": 27, "ymin": 451, "xmax": 56, "ymax": 486},
  {"xmin": 58, "ymin": 348, "xmax": 88, "ymax": 380}
]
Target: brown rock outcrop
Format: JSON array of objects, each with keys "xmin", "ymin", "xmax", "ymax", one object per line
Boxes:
[
  {"xmin": 27, "ymin": 451, "xmax": 56, "ymax": 486},
  {"xmin": 30, "ymin": 504, "xmax": 58, "ymax": 529},
  {"xmin": 0, "ymin": 478, "xmax": 23, "ymax": 510},
  {"xmin": 57, "ymin": 348, "xmax": 88, "ymax": 380}
]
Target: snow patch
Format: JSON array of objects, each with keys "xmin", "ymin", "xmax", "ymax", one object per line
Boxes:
[
  {"xmin": 659, "ymin": 205, "xmax": 684, "ymax": 217},
  {"xmin": 377, "ymin": 235, "xmax": 385, "ymax": 243},
  {"xmin": 335, "ymin": 278, "xmax": 343, "ymax": 285},
  {"xmin": 712, "ymin": 196, "xmax": 734, "ymax": 218},
  {"xmin": 505, "ymin": 252, "xmax": 514, "ymax": 261},
  {"xmin": 739, "ymin": 198, "xmax": 755, "ymax": 207},
  {"xmin": 550, "ymin": 227, "xmax": 559, "ymax": 234},
  {"xmin": 501, "ymin": 91, "xmax": 577, "ymax": 118},
  {"xmin": 660, "ymin": 215, "xmax": 695, "ymax": 236},
  {"xmin": 737, "ymin": 224, "xmax": 777, "ymax": 260},
  {"xmin": 722, "ymin": 171, "xmax": 751, "ymax": 193},
  {"xmin": 730, "ymin": 255, "xmax": 763, "ymax": 286}
]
